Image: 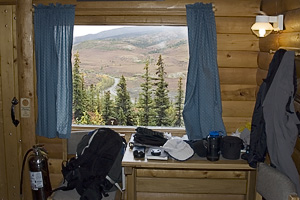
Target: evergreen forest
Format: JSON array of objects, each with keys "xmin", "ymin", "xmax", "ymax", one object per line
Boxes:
[{"xmin": 73, "ymin": 52, "xmax": 184, "ymax": 127}]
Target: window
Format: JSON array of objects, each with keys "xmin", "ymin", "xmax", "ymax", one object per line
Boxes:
[{"xmin": 72, "ymin": 25, "xmax": 188, "ymax": 127}]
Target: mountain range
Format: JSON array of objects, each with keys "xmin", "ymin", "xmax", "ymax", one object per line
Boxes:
[{"xmin": 72, "ymin": 26, "xmax": 189, "ymax": 101}]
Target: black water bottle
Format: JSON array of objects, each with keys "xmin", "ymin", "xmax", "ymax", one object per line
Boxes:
[{"xmin": 206, "ymin": 131, "xmax": 221, "ymax": 161}]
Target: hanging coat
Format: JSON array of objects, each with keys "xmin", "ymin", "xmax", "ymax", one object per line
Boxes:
[
  {"xmin": 263, "ymin": 51, "xmax": 300, "ymax": 195},
  {"xmin": 247, "ymin": 49, "xmax": 286, "ymax": 168}
]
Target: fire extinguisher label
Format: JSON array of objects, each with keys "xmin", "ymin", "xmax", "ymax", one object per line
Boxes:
[{"xmin": 29, "ymin": 171, "xmax": 44, "ymax": 190}]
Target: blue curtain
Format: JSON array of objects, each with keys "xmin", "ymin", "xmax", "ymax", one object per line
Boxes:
[
  {"xmin": 183, "ymin": 3, "xmax": 226, "ymax": 140},
  {"xmin": 34, "ymin": 4, "xmax": 75, "ymax": 138}
]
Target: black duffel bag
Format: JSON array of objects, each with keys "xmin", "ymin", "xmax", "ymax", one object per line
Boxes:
[{"xmin": 134, "ymin": 127, "xmax": 167, "ymax": 146}]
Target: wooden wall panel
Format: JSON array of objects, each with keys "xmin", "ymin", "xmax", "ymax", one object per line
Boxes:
[
  {"xmin": 137, "ymin": 169, "xmax": 247, "ymax": 179},
  {"xmin": 219, "ymin": 68, "xmax": 257, "ymax": 85},
  {"xmin": 136, "ymin": 177, "xmax": 247, "ymax": 194},
  {"xmin": 283, "ymin": 0, "xmax": 300, "ymax": 12},
  {"xmin": 278, "ymin": 32, "xmax": 300, "ymax": 48},
  {"xmin": 261, "ymin": 0, "xmax": 300, "ymax": 15},
  {"xmin": 215, "ymin": 17, "xmax": 255, "ymax": 34},
  {"xmin": 217, "ymin": 34, "xmax": 259, "ymax": 51},
  {"xmin": 75, "ymin": 15, "xmax": 187, "ymax": 26},
  {"xmin": 221, "ymin": 85, "xmax": 256, "ymax": 101},
  {"xmin": 0, "ymin": 0, "xmax": 14, "ymax": 5},
  {"xmin": 260, "ymin": 0, "xmax": 284, "ymax": 15},
  {"xmin": 31, "ymin": 0, "xmax": 260, "ymax": 17},
  {"xmin": 284, "ymin": 9, "xmax": 300, "ymax": 32},
  {"xmin": 137, "ymin": 192, "xmax": 245, "ymax": 200},
  {"xmin": 260, "ymin": 33, "xmax": 300, "ymax": 52},
  {"xmin": 0, "ymin": 56, "xmax": 7, "ymax": 200},
  {"xmin": 218, "ymin": 51, "xmax": 257, "ymax": 68},
  {"xmin": 222, "ymin": 101, "xmax": 255, "ymax": 117},
  {"xmin": 258, "ymin": 52, "xmax": 273, "ymax": 70},
  {"xmin": 259, "ymin": 34, "xmax": 280, "ymax": 52},
  {"xmin": 0, "ymin": 5, "xmax": 20, "ymax": 199}
]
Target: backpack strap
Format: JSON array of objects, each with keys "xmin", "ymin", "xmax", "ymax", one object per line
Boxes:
[
  {"xmin": 73, "ymin": 129, "xmax": 101, "ymax": 167},
  {"xmin": 105, "ymin": 175, "xmax": 123, "ymax": 193}
]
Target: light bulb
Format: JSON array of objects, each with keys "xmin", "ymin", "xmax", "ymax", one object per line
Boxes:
[{"xmin": 259, "ymin": 29, "xmax": 266, "ymax": 37}]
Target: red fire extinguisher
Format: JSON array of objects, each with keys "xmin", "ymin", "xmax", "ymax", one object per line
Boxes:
[{"xmin": 20, "ymin": 145, "xmax": 52, "ymax": 200}]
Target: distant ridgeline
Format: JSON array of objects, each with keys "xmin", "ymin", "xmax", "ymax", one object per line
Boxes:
[{"xmin": 72, "ymin": 26, "xmax": 188, "ymax": 101}]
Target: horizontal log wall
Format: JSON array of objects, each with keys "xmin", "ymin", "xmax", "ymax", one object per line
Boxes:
[{"xmin": 260, "ymin": 0, "xmax": 300, "ymax": 177}]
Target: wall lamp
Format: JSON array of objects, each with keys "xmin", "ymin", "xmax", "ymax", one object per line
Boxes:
[{"xmin": 251, "ymin": 14, "xmax": 284, "ymax": 37}]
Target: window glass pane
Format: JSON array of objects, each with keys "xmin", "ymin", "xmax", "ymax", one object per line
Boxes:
[{"xmin": 72, "ymin": 25, "xmax": 188, "ymax": 127}]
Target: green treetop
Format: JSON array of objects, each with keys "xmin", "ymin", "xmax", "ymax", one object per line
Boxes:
[
  {"xmin": 73, "ymin": 51, "xmax": 85, "ymax": 121},
  {"xmin": 153, "ymin": 55, "xmax": 171, "ymax": 126},
  {"xmin": 102, "ymin": 91, "xmax": 115, "ymax": 124},
  {"xmin": 115, "ymin": 75, "xmax": 134, "ymax": 125},
  {"xmin": 137, "ymin": 60, "xmax": 155, "ymax": 126},
  {"xmin": 174, "ymin": 77, "xmax": 184, "ymax": 127}
]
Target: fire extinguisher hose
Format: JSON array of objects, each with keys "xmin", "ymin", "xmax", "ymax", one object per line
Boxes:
[{"xmin": 20, "ymin": 148, "xmax": 33, "ymax": 197}]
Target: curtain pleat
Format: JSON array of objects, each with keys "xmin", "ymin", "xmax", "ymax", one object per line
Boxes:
[
  {"xmin": 183, "ymin": 2, "xmax": 225, "ymax": 139},
  {"xmin": 34, "ymin": 3, "xmax": 75, "ymax": 138}
]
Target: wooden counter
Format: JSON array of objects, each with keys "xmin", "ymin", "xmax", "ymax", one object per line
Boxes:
[{"xmin": 122, "ymin": 146, "xmax": 257, "ymax": 200}]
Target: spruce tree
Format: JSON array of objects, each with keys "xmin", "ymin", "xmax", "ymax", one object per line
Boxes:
[
  {"xmin": 174, "ymin": 77, "xmax": 184, "ymax": 127},
  {"xmin": 115, "ymin": 75, "xmax": 133, "ymax": 125},
  {"xmin": 81, "ymin": 73, "xmax": 88, "ymax": 113},
  {"xmin": 153, "ymin": 55, "xmax": 171, "ymax": 126},
  {"xmin": 73, "ymin": 51, "xmax": 85, "ymax": 121},
  {"xmin": 102, "ymin": 91, "xmax": 114, "ymax": 124},
  {"xmin": 137, "ymin": 61, "xmax": 155, "ymax": 126},
  {"xmin": 87, "ymin": 84, "xmax": 97, "ymax": 112}
]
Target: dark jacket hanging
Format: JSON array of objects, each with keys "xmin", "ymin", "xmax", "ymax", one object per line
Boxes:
[{"xmin": 247, "ymin": 49, "xmax": 286, "ymax": 168}]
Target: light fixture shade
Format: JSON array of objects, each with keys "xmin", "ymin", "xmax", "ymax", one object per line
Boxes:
[
  {"xmin": 251, "ymin": 14, "xmax": 284, "ymax": 37},
  {"xmin": 251, "ymin": 22, "xmax": 273, "ymax": 37}
]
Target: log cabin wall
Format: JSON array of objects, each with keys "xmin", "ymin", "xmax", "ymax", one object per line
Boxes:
[
  {"xmin": 0, "ymin": 5, "xmax": 22, "ymax": 200},
  {"xmin": 0, "ymin": 0, "xmax": 261, "ymax": 199},
  {"xmin": 259, "ymin": 0, "xmax": 300, "ymax": 175}
]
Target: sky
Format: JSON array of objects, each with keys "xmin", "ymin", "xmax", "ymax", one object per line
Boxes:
[{"xmin": 73, "ymin": 25, "xmax": 124, "ymax": 37}]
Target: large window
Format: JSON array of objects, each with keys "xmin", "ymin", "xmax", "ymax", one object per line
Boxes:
[{"xmin": 72, "ymin": 25, "xmax": 188, "ymax": 127}]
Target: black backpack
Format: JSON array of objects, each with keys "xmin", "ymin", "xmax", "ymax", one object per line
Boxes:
[{"xmin": 52, "ymin": 128, "xmax": 126, "ymax": 200}]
